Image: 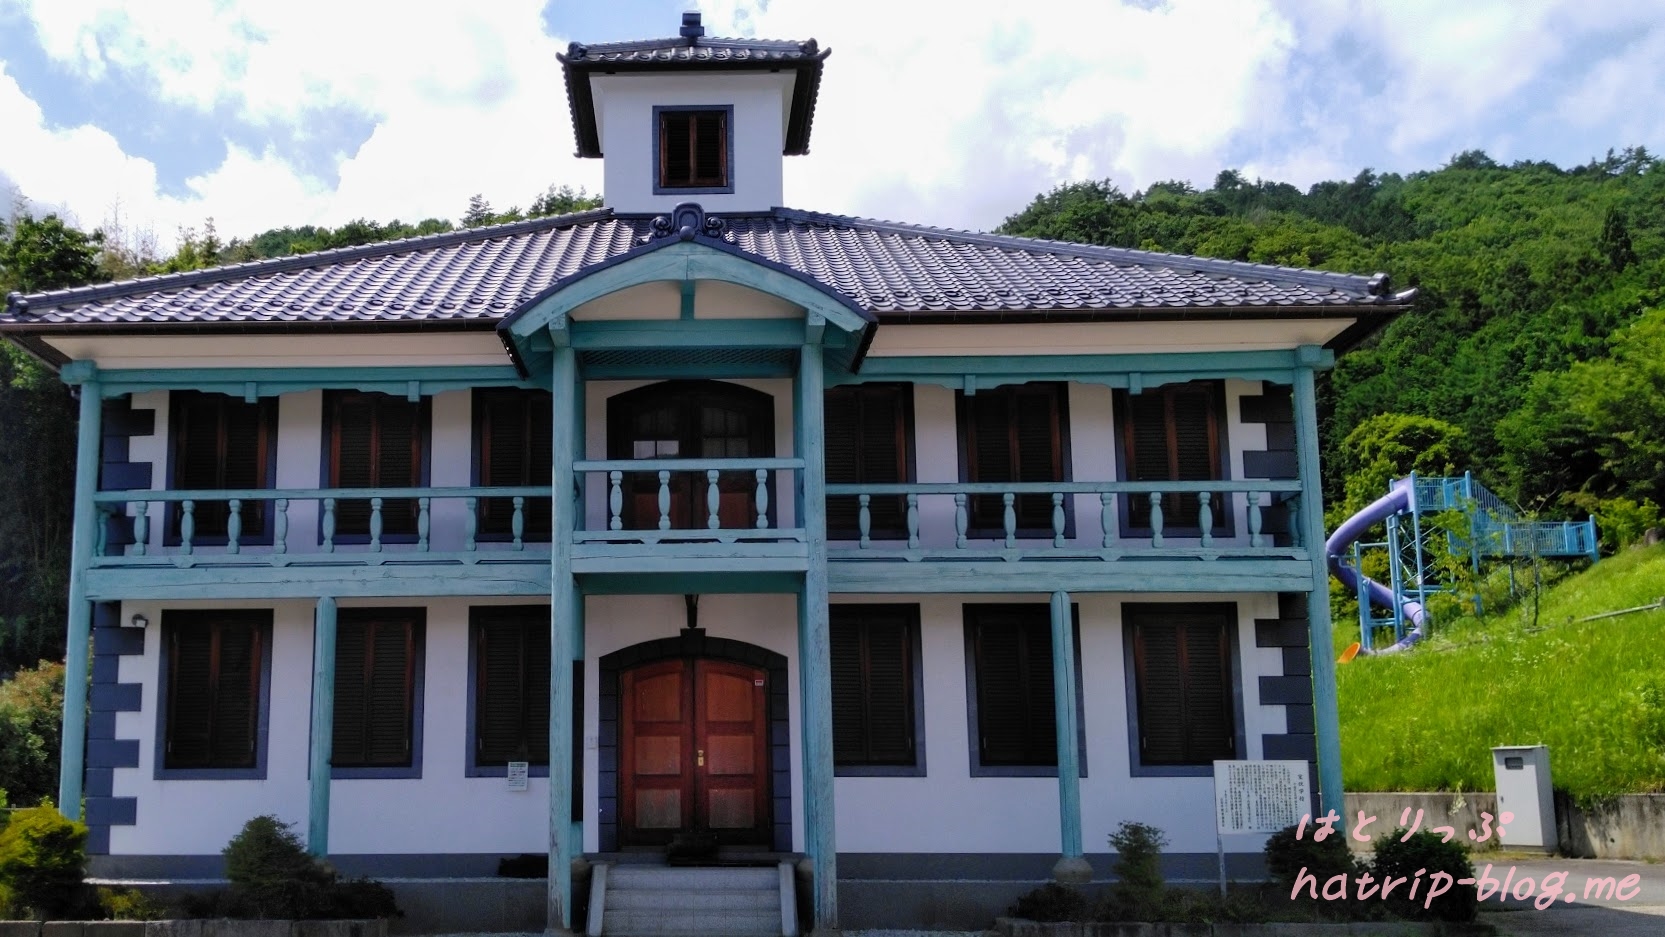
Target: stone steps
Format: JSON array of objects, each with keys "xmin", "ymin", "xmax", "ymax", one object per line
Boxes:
[{"xmin": 591, "ymin": 862, "xmax": 794, "ymax": 937}]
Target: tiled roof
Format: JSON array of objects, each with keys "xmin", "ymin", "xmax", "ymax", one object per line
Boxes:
[
  {"xmin": 558, "ymin": 14, "xmax": 829, "ymax": 157},
  {"xmin": 0, "ymin": 206, "xmax": 1408, "ymax": 331}
]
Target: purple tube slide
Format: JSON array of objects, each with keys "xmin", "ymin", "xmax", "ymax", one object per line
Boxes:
[{"xmin": 1325, "ymin": 477, "xmax": 1427, "ymax": 655}]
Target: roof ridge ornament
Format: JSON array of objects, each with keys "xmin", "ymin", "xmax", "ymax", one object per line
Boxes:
[
  {"xmin": 649, "ymin": 203, "xmax": 726, "ymax": 242},
  {"xmin": 680, "ymin": 11, "xmax": 704, "ymax": 41}
]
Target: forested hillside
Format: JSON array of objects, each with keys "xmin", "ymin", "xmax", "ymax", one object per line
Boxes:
[
  {"xmin": 3, "ymin": 152, "xmax": 1663, "ymax": 673},
  {"xmin": 999, "ymin": 147, "xmax": 1665, "ymax": 540}
]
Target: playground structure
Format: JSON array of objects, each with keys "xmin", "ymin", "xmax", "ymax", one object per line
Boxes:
[{"xmin": 1327, "ymin": 472, "xmax": 1600, "ymax": 656}]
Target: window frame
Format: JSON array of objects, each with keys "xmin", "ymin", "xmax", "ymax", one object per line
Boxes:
[
  {"xmin": 652, "ymin": 104, "xmax": 736, "ymax": 195},
  {"xmin": 1113, "ymin": 381, "xmax": 1234, "ymax": 539},
  {"xmin": 329, "ymin": 607, "xmax": 426, "ymax": 780},
  {"xmin": 319, "ymin": 390, "xmax": 432, "ymax": 545},
  {"xmin": 154, "ymin": 609, "xmax": 273, "ymax": 781},
  {"xmin": 824, "ymin": 384, "xmax": 916, "ymax": 541},
  {"xmin": 1121, "ymin": 602, "xmax": 1246, "ymax": 778},
  {"xmin": 955, "ymin": 382, "xmax": 1074, "ymax": 539},
  {"xmin": 165, "ymin": 391, "xmax": 280, "ymax": 547},
  {"xmin": 830, "ymin": 604, "xmax": 926, "ymax": 777},
  {"xmin": 471, "ymin": 387, "xmax": 554, "ymax": 543},
  {"xmin": 962, "ymin": 603, "xmax": 1087, "ymax": 778}
]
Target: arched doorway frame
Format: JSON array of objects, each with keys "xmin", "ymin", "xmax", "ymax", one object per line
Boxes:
[{"xmin": 597, "ymin": 632, "xmax": 792, "ymax": 852}]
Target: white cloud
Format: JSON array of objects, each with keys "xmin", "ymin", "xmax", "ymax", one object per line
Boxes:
[{"xmin": 1, "ymin": 0, "xmax": 1662, "ymax": 252}]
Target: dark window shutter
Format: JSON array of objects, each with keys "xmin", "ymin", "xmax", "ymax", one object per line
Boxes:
[
  {"xmin": 1129, "ymin": 605, "xmax": 1235, "ymax": 765},
  {"xmin": 208, "ymin": 621, "xmax": 259, "ymax": 768},
  {"xmin": 825, "ymin": 385, "xmax": 909, "ymax": 537},
  {"xmin": 171, "ymin": 393, "xmax": 273, "ymax": 539},
  {"xmin": 332, "ymin": 620, "xmax": 369, "ymax": 766},
  {"xmin": 165, "ymin": 625, "xmax": 215, "ymax": 766},
  {"xmin": 333, "ymin": 394, "xmax": 376, "ymax": 534},
  {"xmin": 965, "ymin": 385, "xmax": 1066, "ymax": 532},
  {"xmin": 478, "ymin": 390, "xmax": 553, "ymax": 540},
  {"xmin": 366, "ymin": 618, "xmax": 414, "ymax": 765},
  {"xmin": 971, "ymin": 608, "xmax": 1057, "ymax": 767},
  {"xmin": 1123, "ymin": 384, "xmax": 1223, "ymax": 529},
  {"xmin": 693, "ymin": 112, "xmax": 725, "ymax": 185},
  {"xmin": 830, "ymin": 606, "xmax": 917, "ymax": 767},
  {"xmin": 475, "ymin": 608, "xmax": 551, "ymax": 767},
  {"xmin": 662, "ymin": 112, "xmax": 692, "ymax": 186},
  {"xmin": 824, "ymin": 389, "xmax": 861, "ymax": 534},
  {"xmin": 378, "ymin": 399, "xmax": 419, "ymax": 535},
  {"xmin": 967, "ymin": 391, "xmax": 1013, "ymax": 529},
  {"xmin": 330, "ymin": 393, "xmax": 425, "ymax": 537},
  {"xmin": 1013, "ymin": 387, "xmax": 1061, "ymax": 529}
]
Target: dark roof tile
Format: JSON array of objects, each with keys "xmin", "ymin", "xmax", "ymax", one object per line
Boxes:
[{"xmin": 1, "ymin": 207, "xmax": 1407, "ymax": 330}]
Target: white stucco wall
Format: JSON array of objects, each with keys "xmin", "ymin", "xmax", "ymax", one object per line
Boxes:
[
  {"xmin": 832, "ymin": 592, "xmax": 1288, "ymax": 857},
  {"xmin": 592, "ymin": 72, "xmax": 795, "ymax": 214}
]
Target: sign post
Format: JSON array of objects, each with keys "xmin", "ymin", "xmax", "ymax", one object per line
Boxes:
[{"xmin": 1212, "ymin": 760, "xmax": 1311, "ymax": 896}]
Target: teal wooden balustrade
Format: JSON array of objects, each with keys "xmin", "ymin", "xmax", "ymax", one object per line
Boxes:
[
  {"xmin": 573, "ymin": 458, "xmax": 807, "ymax": 544},
  {"xmin": 823, "ymin": 479, "xmax": 1305, "ymax": 561},
  {"xmin": 89, "ymin": 485, "xmax": 556, "ymax": 564}
]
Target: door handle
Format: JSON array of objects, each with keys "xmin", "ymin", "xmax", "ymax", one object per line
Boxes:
[{"xmin": 697, "ymin": 749, "xmax": 705, "ymax": 767}]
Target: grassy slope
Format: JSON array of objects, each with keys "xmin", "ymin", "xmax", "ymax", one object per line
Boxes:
[{"xmin": 1337, "ymin": 543, "xmax": 1665, "ymax": 801}]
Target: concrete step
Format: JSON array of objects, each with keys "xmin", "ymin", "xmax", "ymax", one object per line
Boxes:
[
  {"xmin": 605, "ymin": 864, "xmax": 777, "ymax": 890},
  {"xmin": 605, "ymin": 886, "xmax": 777, "ymax": 911},
  {"xmin": 602, "ymin": 907, "xmax": 780, "ymax": 937}
]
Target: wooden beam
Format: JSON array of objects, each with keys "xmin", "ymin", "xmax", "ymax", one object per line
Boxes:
[
  {"xmin": 307, "ymin": 596, "xmax": 337, "ymax": 857},
  {"xmin": 547, "ymin": 343, "xmax": 578, "ymax": 936},
  {"xmin": 1293, "ymin": 348, "xmax": 1343, "ymax": 815},
  {"xmin": 796, "ymin": 341, "xmax": 838, "ymax": 932},
  {"xmin": 827, "ymin": 559, "xmax": 1315, "ymax": 594},
  {"xmin": 1050, "ymin": 590, "xmax": 1090, "ymax": 884},
  {"xmin": 57, "ymin": 368, "xmax": 102, "ymax": 819}
]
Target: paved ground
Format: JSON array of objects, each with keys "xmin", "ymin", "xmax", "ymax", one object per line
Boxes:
[{"xmin": 1475, "ymin": 858, "xmax": 1665, "ymax": 936}]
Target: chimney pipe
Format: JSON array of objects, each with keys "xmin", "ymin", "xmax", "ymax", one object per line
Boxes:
[{"xmin": 680, "ymin": 12, "xmax": 704, "ymax": 39}]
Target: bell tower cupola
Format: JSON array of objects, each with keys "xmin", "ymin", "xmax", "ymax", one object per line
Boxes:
[{"xmin": 559, "ymin": 12, "xmax": 830, "ymax": 215}]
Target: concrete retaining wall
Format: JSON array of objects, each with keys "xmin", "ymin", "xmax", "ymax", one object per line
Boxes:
[
  {"xmin": 995, "ymin": 918, "xmax": 1493, "ymax": 936},
  {"xmin": 1345, "ymin": 792, "xmax": 1665, "ymax": 860},
  {"xmin": 0, "ymin": 923, "xmax": 384, "ymax": 937}
]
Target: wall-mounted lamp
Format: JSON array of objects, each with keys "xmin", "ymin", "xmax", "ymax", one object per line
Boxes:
[{"xmin": 130, "ymin": 613, "xmax": 149, "ymax": 629}]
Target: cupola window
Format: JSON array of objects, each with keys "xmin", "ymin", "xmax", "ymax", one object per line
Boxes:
[{"xmin": 655, "ymin": 106, "xmax": 733, "ymax": 193}]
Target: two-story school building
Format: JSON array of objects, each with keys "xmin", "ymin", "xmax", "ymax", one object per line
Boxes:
[{"xmin": 0, "ymin": 14, "xmax": 1413, "ymax": 936}]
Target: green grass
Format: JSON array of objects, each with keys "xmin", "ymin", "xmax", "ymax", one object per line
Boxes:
[{"xmin": 1337, "ymin": 543, "xmax": 1665, "ymax": 802}]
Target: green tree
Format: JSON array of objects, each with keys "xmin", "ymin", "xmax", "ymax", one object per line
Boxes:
[{"xmin": 0, "ymin": 661, "xmax": 65, "ymax": 808}]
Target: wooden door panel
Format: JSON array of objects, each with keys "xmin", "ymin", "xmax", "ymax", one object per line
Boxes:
[
  {"xmin": 620, "ymin": 660, "xmax": 692, "ymax": 844},
  {"xmin": 695, "ymin": 660, "xmax": 769, "ymax": 839}
]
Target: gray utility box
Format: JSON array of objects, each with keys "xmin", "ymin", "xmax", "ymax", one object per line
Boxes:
[{"xmin": 1492, "ymin": 745, "xmax": 1557, "ymax": 852}]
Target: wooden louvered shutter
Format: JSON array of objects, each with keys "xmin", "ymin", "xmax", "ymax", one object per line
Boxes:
[
  {"xmin": 973, "ymin": 609, "xmax": 1057, "ymax": 766},
  {"xmin": 1171, "ymin": 388, "xmax": 1220, "ymax": 529},
  {"xmin": 1013, "ymin": 386, "xmax": 1062, "ymax": 530},
  {"xmin": 480, "ymin": 392, "xmax": 527, "ymax": 537},
  {"xmin": 830, "ymin": 607, "xmax": 916, "ymax": 766},
  {"xmin": 824, "ymin": 389, "xmax": 861, "ymax": 535},
  {"xmin": 1132, "ymin": 618, "xmax": 1186, "ymax": 764},
  {"xmin": 165, "ymin": 624, "xmax": 215, "ymax": 766},
  {"xmin": 526, "ymin": 393, "xmax": 554, "ymax": 538},
  {"xmin": 661, "ymin": 112, "xmax": 692, "ymax": 187},
  {"xmin": 1130, "ymin": 605, "xmax": 1235, "ymax": 765},
  {"xmin": 366, "ymin": 618, "xmax": 414, "ymax": 765},
  {"xmin": 693, "ymin": 112, "xmax": 726, "ymax": 185},
  {"xmin": 332, "ymin": 620, "xmax": 369, "ymax": 766},
  {"xmin": 476, "ymin": 609, "xmax": 551, "ymax": 767},
  {"xmin": 174, "ymin": 394, "xmax": 226, "ymax": 536},
  {"xmin": 861, "ymin": 388, "xmax": 907, "ymax": 535},
  {"xmin": 378, "ymin": 399, "xmax": 419, "ymax": 535},
  {"xmin": 209, "ymin": 620, "xmax": 260, "ymax": 768},
  {"xmin": 1123, "ymin": 384, "xmax": 1223, "ymax": 530},
  {"xmin": 333, "ymin": 394, "xmax": 376, "ymax": 535},
  {"xmin": 967, "ymin": 392, "xmax": 1013, "ymax": 529},
  {"xmin": 1126, "ymin": 392, "xmax": 1171, "ymax": 528}
]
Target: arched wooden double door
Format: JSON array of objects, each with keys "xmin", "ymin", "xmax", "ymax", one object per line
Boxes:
[
  {"xmin": 619, "ymin": 658, "xmax": 772, "ymax": 846},
  {"xmin": 606, "ymin": 381, "xmax": 774, "ymax": 530}
]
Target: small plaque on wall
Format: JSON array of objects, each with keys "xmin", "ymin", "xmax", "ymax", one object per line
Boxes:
[{"xmin": 507, "ymin": 761, "xmax": 530, "ymax": 792}]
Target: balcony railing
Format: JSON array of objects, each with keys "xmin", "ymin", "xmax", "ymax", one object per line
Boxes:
[
  {"xmin": 823, "ymin": 480, "xmax": 1306, "ymax": 561},
  {"xmin": 89, "ymin": 486, "xmax": 555, "ymax": 565},
  {"xmin": 87, "ymin": 473, "xmax": 1304, "ymax": 569},
  {"xmin": 574, "ymin": 458, "xmax": 806, "ymax": 544}
]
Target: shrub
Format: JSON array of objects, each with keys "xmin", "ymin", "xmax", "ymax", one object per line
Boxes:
[
  {"xmin": 1008, "ymin": 882, "xmax": 1088, "ymax": 922},
  {"xmin": 0, "ymin": 662, "xmax": 65, "ymax": 808},
  {"xmin": 1370, "ymin": 828, "xmax": 1477, "ymax": 922},
  {"xmin": 98, "ymin": 886, "xmax": 166, "ymax": 920},
  {"xmin": 223, "ymin": 816, "xmax": 333, "ymax": 919},
  {"xmin": 0, "ymin": 803, "xmax": 86, "ymax": 918},
  {"xmin": 1103, "ymin": 821, "xmax": 1168, "ymax": 919},
  {"xmin": 1264, "ymin": 822, "xmax": 1360, "ymax": 895},
  {"xmin": 220, "ymin": 815, "xmax": 401, "ymax": 920}
]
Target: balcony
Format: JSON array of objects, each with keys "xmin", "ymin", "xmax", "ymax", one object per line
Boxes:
[{"xmin": 82, "ymin": 470, "xmax": 1314, "ymax": 599}]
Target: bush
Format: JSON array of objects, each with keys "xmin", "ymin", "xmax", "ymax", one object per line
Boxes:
[
  {"xmin": 0, "ymin": 803, "xmax": 86, "ymax": 918},
  {"xmin": 1009, "ymin": 882, "xmax": 1088, "ymax": 922},
  {"xmin": 220, "ymin": 815, "xmax": 400, "ymax": 920},
  {"xmin": 98, "ymin": 886, "xmax": 166, "ymax": 920},
  {"xmin": 1102, "ymin": 821, "xmax": 1168, "ymax": 919},
  {"xmin": 1264, "ymin": 823, "xmax": 1360, "ymax": 895},
  {"xmin": 224, "ymin": 815, "xmax": 334, "ymax": 918},
  {"xmin": 0, "ymin": 662, "xmax": 65, "ymax": 808},
  {"xmin": 1371, "ymin": 828, "xmax": 1477, "ymax": 922}
]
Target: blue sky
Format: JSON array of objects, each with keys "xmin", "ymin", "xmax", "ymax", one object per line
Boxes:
[{"xmin": 2, "ymin": 0, "xmax": 1662, "ymax": 253}]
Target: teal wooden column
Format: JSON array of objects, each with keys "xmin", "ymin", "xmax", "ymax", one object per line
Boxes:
[
  {"xmin": 546, "ymin": 338, "xmax": 578, "ymax": 935},
  {"xmin": 1049, "ymin": 590, "xmax": 1090, "ymax": 884},
  {"xmin": 308, "ymin": 596, "xmax": 338, "ymax": 856},
  {"xmin": 796, "ymin": 340, "xmax": 839, "ymax": 932},
  {"xmin": 1293, "ymin": 347, "xmax": 1343, "ymax": 813},
  {"xmin": 57, "ymin": 367, "xmax": 102, "ymax": 818}
]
